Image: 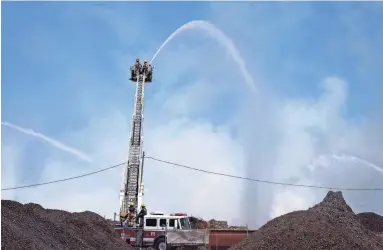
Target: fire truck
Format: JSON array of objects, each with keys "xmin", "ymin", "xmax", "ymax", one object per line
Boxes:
[
  {"xmin": 117, "ymin": 60, "xmax": 208, "ymax": 249},
  {"xmin": 114, "ymin": 212, "xmax": 208, "ymax": 250}
]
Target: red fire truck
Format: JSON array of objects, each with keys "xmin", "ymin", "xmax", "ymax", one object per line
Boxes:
[{"xmin": 114, "ymin": 212, "xmax": 208, "ymax": 250}]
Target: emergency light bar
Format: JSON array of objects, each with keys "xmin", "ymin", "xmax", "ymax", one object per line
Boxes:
[{"xmin": 170, "ymin": 213, "xmax": 187, "ymax": 216}]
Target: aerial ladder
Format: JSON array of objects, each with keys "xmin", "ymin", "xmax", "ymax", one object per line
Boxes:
[{"xmin": 119, "ymin": 60, "xmax": 153, "ymax": 247}]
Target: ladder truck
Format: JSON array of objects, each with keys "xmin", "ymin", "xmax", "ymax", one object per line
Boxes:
[
  {"xmin": 116, "ymin": 59, "xmax": 208, "ymax": 249},
  {"xmin": 120, "ymin": 59, "xmax": 152, "ymax": 224}
]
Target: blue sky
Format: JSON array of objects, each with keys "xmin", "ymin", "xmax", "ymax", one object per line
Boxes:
[
  {"xmin": 2, "ymin": 2, "xmax": 383, "ymax": 227},
  {"xmin": 3, "ymin": 2, "xmax": 382, "ymax": 126}
]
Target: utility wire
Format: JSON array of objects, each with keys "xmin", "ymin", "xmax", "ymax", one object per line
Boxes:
[
  {"xmin": 1, "ymin": 162, "xmax": 126, "ymax": 191},
  {"xmin": 2, "ymin": 156, "xmax": 383, "ymax": 191},
  {"xmin": 145, "ymin": 156, "xmax": 383, "ymax": 191}
]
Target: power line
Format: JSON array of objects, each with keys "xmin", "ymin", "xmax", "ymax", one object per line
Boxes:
[
  {"xmin": 2, "ymin": 156, "xmax": 383, "ymax": 191},
  {"xmin": 145, "ymin": 156, "xmax": 383, "ymax": 191},
  {"xmin": 1, "ymin": 162, "xmax": 126, "ymax": 191}
]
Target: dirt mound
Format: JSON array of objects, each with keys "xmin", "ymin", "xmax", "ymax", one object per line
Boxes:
[
  {"xmin": 189, "ymin": 217, "xmax": 248, "ymax": 230},
  {"xmin": 230, "ymin": 191, "xmax": 383, "ymax": 250},
  {"xmin": 1, "ymin": 200, "xmax": 131, "ymax": 250},
  {"xmin": 189, "ymin": 216, "xmax": 209, "ymax": 229},
  {"xmin": 358, "ymin": 212, "xmax": 383, "ymax": 233}
]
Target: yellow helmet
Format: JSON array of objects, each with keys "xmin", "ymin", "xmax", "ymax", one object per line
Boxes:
[
  {"xmin": 144, "ymin": 60, "xmax": 148, "ymax": 63},
  {"xmin": 129, "ymin": 202, "xmax": 134, "ymax": 206},
  {"xmin": 141, "ymin": 204, "xmax": 146, "ymax": 207}
]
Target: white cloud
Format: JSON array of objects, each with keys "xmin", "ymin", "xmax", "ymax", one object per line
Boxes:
[
  {"xmin": 145, "ymin": 118, "xmax": 246, "ymax": 223},
  {"xmin": 270, "ymin": 188, "xmax": 314, "ymax": 218},
  {"xmin": 240, "ymin": 76, "xmax": 383, "ymax": 227},
  {"xmin": 1, "ymin": 145, "xmax": 23, "ymax": 200},
  {"xmin": 2, "ymin": 108, "xmax": 246, "ymax": 225}
]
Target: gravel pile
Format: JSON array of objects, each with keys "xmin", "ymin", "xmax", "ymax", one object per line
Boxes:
[
  {"xmin": 358, "ymin": 212, "xmax": 383, "ymax": 233},
  {"xmin": 1, "ymin": 200, "xmax": 131, "ymax": 250},
  {"xmin": 189, "ymin": 217, "xmax": 248, "ymax": 230},
  {"xmin": 230, "ymin": 191, "xmax": 383, "ymax": 250}
]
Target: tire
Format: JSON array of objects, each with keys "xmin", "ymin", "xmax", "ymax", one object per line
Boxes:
[{"xmin": 155, "ymin": 237, "xmax": 167, "ymax": 250}]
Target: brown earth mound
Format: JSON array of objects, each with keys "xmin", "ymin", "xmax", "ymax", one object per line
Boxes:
[
  {"xmin": 230, "ymin": 191, "xmax": 383, "ymax": 250},
  {"xmin": 1, "ymin": 200, "xmax": 131, "ymax": 250},
  {"xmin": 189, "ymin": 217, "xmax": 248, "ymax": 230},
  {"xmin": 358, "ymin": 212, "xmax": 383, "ymax": 233},
  {"xmin": 189, "ymin": 216, "xmax": 209, "ymax": 229}
]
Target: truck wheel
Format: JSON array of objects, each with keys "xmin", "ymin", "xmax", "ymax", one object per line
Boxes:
[{"xmin": 155, "ymin": 238, "xmax": 167, "ymax": 250}]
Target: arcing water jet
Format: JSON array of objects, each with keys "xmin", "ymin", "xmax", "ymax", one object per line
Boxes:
[
  {"xmin": 150, "ymin": 20, "xmax": 256, "ymax": 92},
  {"xmin": 1, "ymin": 121, "xmax": 93, "ymax": 163},
  {"xmin": 311, "ymin": 153, "xmax": 383, "ymax": 175},
  {"xmin": 331, "ymin": 153, "xmax": 383, "ymax": 175}
]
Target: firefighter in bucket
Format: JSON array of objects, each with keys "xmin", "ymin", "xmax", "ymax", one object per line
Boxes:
[
  {"xmin": 129, "ymin": 58, "xmax": 153, "ymax": 83},
  {"xmin": 130, "ymin": 58, "xmax": 142, "ymax": 81}
]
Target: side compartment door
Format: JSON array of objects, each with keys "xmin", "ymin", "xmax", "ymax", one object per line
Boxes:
[{"xmin": 143, "ymin": 218, "xmax": 157, "ymax": 245}]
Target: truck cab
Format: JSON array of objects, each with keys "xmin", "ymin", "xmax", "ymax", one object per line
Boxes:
[
  {"xmin": 143, "ymin": 212, "xmax": 191, "ymax": 230},
  {"xmin": 117, "ymin": 212, "xmax": 208, "ymax": 250}
]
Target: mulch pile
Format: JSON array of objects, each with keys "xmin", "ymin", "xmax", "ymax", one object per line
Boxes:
[
  {"xmin": 189, "ymin": 217, "xmax": 248, "ymax": 230},
  {"xmin": 230, "ymin": 191, "xmax": 383, "ymax": 250},
  {"xmin": 189, "ymin": 216, "xmax": 209, "ymax": 229},
  {"xmin": 1, "ymin": 200, "xmax": 131, "ymax": 250},
  {"xmin": 358, "ymin": 212, "xmax": 383, "ymax": 233}
]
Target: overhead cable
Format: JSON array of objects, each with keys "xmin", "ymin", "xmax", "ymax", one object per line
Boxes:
[{"xmin": 2, "ymin": 156, "xmax": 383, "ymax": 191}]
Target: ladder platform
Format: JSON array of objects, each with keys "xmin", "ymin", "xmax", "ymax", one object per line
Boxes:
[{"xmin": 129, "ymin": 77, "xmax": 152, "ymax": 83}]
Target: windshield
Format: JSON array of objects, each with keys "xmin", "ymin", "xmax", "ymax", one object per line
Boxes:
[{"xmin": 180, "ymin": 217, "xmax": 191, "ymax": 229}]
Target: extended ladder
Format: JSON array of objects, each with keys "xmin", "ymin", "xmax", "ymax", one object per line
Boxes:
[{"xmin": 120, "ymin": 73, "xmax": 146, "ymax": 216}]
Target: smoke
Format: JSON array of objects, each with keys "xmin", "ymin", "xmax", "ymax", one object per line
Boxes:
[{"xmin": 1, "ymin": 121, "xmax": 93, "ymax": 163}]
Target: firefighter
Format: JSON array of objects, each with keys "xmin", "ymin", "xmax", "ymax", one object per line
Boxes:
[
  {"xmin": 147, "ymin": 63, "xmax": 153, "ymax": 81},
  {"xmin": 135, "ymin": 58, "xmax": 142, "ymax": 70},
  {"xmin": 131, "ymin": 59, "xmax": 141, "ymax": 80},
  {"xmin": 142, "ymin": 60, "xmax": 148, "ymax": 74},
  {"xmin": 128, "ymin": 202, "xmax": 136, "ymax": 213},
  {"xmin": 127, "ymin": 202, "xmax": 136, "ymax": 227},
  {"xmin": 120, "ymin": 211, "xmax": 128, "ymax": 226},
  {"xmin": 136, "ymin": 204, "xmax": 147, "ymax": 227}
]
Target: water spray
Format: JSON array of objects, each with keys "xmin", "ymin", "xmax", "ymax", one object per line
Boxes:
[
  {"xmin": 2, "ymin": 121, "xmax": 93, "ymax": 163},
  {"xmin": 150, "ymin": 20, "xmax": 256, "ymax": 92},
  {"xmin": 331, "ymin": 153, "xmax": 383, "ymax": 175},
  {"xmin": 310, "ymin": 153, "xmax": 383, "ymax": 175}
]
